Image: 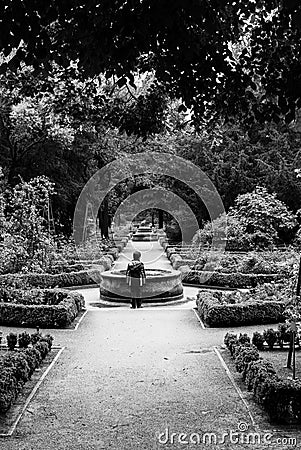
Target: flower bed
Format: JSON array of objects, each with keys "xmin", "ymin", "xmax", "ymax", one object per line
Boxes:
[
  {"xmin": 0, "ymin": 289, "xmax": 85, "ymax": 328},
  {"xmin": 0, "ymin": 332, "xmax": 54, "ymax": 413},
  {"xmin": 196, "ymin": 286, "xmax": 287, "ymax": 327},
  {"xmin": 224, "ymin": 332, "xmax": 301, "ymax": 424}
]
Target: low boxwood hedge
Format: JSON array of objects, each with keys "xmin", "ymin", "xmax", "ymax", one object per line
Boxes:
[
  {"xmin": 0, "ymin": 268, "xmax": 105, "ymax": 289},
  {"xmin": 196, "ymin": 292, "xmax": 285, "ymax": 327},
  {"xmin": 0, "ymin": 289, "xmax": 85, "ymax": 327},
  {"xmin": 0, "ymin": 334, "xmax": 53, "ymax": 412},
  {"xmin": 48, "ymin": 256, "xmax": 112, "ymax": 274},
  {"xmin": 182, "ymin": 269, "xmax": 285, "ymax": 288},
  {"xmin": 224, "ymin": 333, "xmax": 301, "ymax": 424}
]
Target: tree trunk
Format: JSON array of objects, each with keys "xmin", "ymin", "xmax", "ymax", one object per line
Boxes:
[
  {"xmin": 151, "ymin": 210, "xmax": 155, "ymax": 227},
  {"xmin": 287, "ymin": 332, "xmax": 293, "ymax": 368},
  {"xmin": 99, "ymin": 196, "xmax": 109, "ymax": 239},
  {"xmin": 158, "ymin": 209, "xmax": 164, "ymax": 229}
]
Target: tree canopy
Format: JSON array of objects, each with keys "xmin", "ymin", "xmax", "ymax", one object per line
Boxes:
[{"xmin": 1, "ymin": 1, "xmax": 301, "ymax": 125}]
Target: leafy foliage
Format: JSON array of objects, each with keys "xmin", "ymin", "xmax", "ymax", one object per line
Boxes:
[
  {"xmin": 1, "ymin": 1, "xmax": 301, "ymax": 125},
  {"xmin": 194, "ymin": 186, "xmax": 298, "ymax": 250}
]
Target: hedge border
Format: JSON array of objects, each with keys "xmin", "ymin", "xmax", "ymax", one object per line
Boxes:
[
  {"xmin": 224, "ymin": 333, "xmax": 301, "ymax": 424},
  {"xmin": 0, "ymin": 336, "xmax": 53, "ymax": 413},
  {"xmin": 182, "ymin": 269, "xmax": 285, "ymax": 288},
  {"xmin": 0, "ymin": 266, "xmax": 110, "ymax": 289},
  {"xmin": 0, "ymin": 290, "xmax": 85, "ymax": 328},
  {"xmin": 196, "ymin": 292, "xmax": 285, "ymax": 327}
]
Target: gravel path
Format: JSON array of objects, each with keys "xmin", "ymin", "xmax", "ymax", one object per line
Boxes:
[
  {"xmin": 0, "ymin": 308, "xmax": 262, "ymax": 450},
  {"xmin": 4, "ymin": 305, "xmax": 298, "ymax": 450}
]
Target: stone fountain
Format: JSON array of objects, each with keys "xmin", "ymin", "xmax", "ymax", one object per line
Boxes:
[{"xmin": 99, "ymin": 268, "xmax": 183, "ymax": 305}]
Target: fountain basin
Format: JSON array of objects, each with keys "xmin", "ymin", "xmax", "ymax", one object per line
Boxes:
[{"xmin": 99, "ymin": 268, "xmax": 183, "ymax": 304}]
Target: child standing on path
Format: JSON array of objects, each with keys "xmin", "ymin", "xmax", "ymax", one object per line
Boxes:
[{"xmin": 126, "ymin": 251, "xmax": 146, "ymax": 309}]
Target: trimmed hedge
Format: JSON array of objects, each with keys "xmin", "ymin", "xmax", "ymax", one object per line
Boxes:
[
  {"xmin": 196, "ymin": 292, "xmax": 285, "ymax": 327},
  {"xmin": 0, "ymin": 268, "xmax": 106, "ymax": 289},
  {"xmin": 224, "ymin": 333, "xmax": 301, "ymax": 424},
  {"xmin": 0, "ymin": 289, "xmax": 85, "ymax": 328},
  {"xmin": 0, "ymin": 334, "xmax": 53, "ymax": 412},
  {"xmin": 182, "ymin": 269, "xmax": 285, "ymax": 288},
  {"xmin": 48, "ymin": 256, "xmax": 112, "ymax": 274}
]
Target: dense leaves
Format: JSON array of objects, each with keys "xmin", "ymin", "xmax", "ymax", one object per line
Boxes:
[
  {"xmin": 194, "ymin": 186, "xmax": 298, "ymax": 250},
  {"xmin": 1, "ymin": 1, "xmax": 301, "ymax": 124}
]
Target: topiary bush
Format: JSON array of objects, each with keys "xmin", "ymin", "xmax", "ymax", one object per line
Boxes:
[
  {"xmin": 252, "ymin": 332, "xmax": 265, "ymax": 350},
  {"xmin": 263, "ymin": 328, "xmax": 278, "ymax": 349},
  {"xmin": 6, "ymin": 333, "xmax": 17, "ymax": 351},
  {"xmin": 18, "ymin": 332, "xmax": 31, "ymax": 349},
  {"xmin": 234, "ymin": 344, "xmax": 260, "ymax": 380},
  {"xmin": 238, "ymin": 333, "xmax": 251, "ymax": 346}
]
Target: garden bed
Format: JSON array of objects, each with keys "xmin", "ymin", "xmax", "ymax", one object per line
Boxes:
[
  {"xmin": 196, "ymin": 286, "xmax": 287, "ymax": 327},
  {"xmin": 0, "ymin": 289, "xmax": 85, "ymax": 328},
  {"xmin": 168, "ymin": 249, "xmax": 296, "ymax": 274},
  {"xmin": 0, "ymin": 267, "xmax": 107, "ymax": 289},
  {"xmin": 224, "ymin": 332, "xmax": 301, "ymax": 424},
  {"xmin": 45, "ymin": 256, "xmax": 112, "ymax": 274},
  {"xmin": 183, "ymin": 269, "xmax": 285, "ymax": 288}
]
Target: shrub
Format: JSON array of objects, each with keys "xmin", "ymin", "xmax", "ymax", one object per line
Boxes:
[
  {"xmin": 0, "ymin": 290, "xmax": 85, "ymax": 328},
  {"xmin": 0, "ymin": 333, "xmax": 53, "ymax": 412},
  {"xmin": 18, "ymin": 331, "xmax": 31, "ymax": 349},
  {"xmin": 277, "ymin": 323, "xmax": 291, "ymax": 347},
  {"xmin": 234, "ymin": 345, "xmax": 260, "ymax": 380},
  {"xmin": 24, "ymin": 347, "xmax": 42, "ymax": 374},
  {"xmin": 1, "ymin": 353, "xmax": 30, "ymax": 384},
  {"xmin": 224, "ymin": 337, "xmax": 301, "ymax": 423},
  {"xmin": 183, "ymin": 269, "xmax": 285, "ymax": 288},
  {"xmin": 0, "ymin": 368, "xmax": 17, "ymax": 412},
  {"xmin": 252, "ymin": 332, "xmax": 265, "ymax": 350},
  {"xmin": 238, "ymin": 333, "xmax": 251, "ymax": 345},
  {"xmin": 224, "ymin": 332, "xmax": 239, "ymax": 355},
  {"xmin": 196, "ymin": 291, "xmax": 285, "ymax": 327},
  {"xmin": 34, "ymin": 341, "xmax": 49, "ymax": 359},
  {"xmin": 245, "ymin": 359, "xmax": 276, "ymax": 392},
  {"xmin": 6, "ymin": 333, "xmax": 17, "ymax": 351},
  {"xmin": 31, "ymin": 332, "xmax": 42, "ymax": 345},
  {"xmin": 40, "ymin": 334, "xmax": 54, "ymax": 350},
  {"xmin": 263, "ymin": 328, "xmax": 278, "ymax": 349},
  {"xmin": 0, "ymin": 268, "xmax": 106, "ymax": 289}
]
